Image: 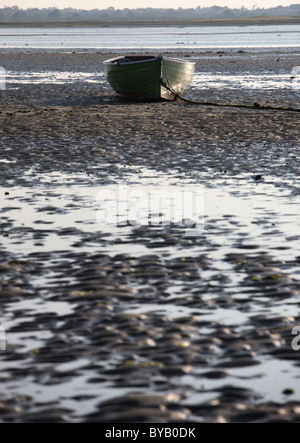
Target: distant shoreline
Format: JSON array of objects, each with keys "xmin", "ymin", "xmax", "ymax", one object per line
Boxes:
[{"xmin": 1, "ymin": 16, "xmax": 300, "ymax": 28}]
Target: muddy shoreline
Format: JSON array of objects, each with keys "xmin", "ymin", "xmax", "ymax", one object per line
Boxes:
[{"xmin": 0, "ymin": 52, "xmax": 300, "ymax": 423}]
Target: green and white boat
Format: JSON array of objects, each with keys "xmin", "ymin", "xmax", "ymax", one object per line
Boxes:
[{"xmin": 104, "ymin": 55, "xmax": 195, "ymax": 101}]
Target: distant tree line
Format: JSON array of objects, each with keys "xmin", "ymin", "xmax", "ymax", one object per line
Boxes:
[{"xmin": 1, "ymin": 4, "xmax": 300, "ymax": 22}]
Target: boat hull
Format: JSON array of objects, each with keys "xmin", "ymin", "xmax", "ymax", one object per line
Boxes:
[
  {"xmin": 160, "ymin": 57, "xmax": 195, "ymax": 100},
  {"xmin": 104, "ymin": 56, "xmax": 195, "ymax": 101}
]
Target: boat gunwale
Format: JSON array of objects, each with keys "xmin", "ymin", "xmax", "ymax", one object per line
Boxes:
[
  {"xmin": 162, "ymin": 56, "xmax": 196, "ymax": 66},
  {"xmin": 103, "ymin": 56, "xmax": 158, "ymax": 66},
  {"xmin": 104, "ymin": 55, "xmax": 196, "ymax": 67}
]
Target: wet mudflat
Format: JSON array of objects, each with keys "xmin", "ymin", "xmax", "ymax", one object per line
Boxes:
[{"xmin": 0, "ymin": 52, "xmax": 300, "ymax": 422}]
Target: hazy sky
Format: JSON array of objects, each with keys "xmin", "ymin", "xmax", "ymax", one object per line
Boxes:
[{"xmin": 1, "ymin": 0, "xmax": 296, "ymax": 10}]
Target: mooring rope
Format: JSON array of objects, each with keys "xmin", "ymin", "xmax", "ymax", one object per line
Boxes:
[
  {"xmin": 175, "ymin": 93, "xmax": 300, "ymax": 113},
  {"xmin": 160, "ymin": 57, "xmax": 300, "ymax": 113}
]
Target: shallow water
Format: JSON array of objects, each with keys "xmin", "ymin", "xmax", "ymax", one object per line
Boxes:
[
  {"xmin": 1, "ymin": 25, "xmax": 300, "ymax": 51},
  {"xmin": 192, "ymin": 72, "xmax": 300, "ymax": 92},
  {"xmin": 6, "ymin": 71, "xmax": 106, "ymax": 86},
  {"xmin": 2, "ymin": 165, "xmax": 300, "ymax": 261}
]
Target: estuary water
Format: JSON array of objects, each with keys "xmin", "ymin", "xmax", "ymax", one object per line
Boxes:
[{"xmin": 1, "ymin": 24, "xmax": 300, "ymax": 52}]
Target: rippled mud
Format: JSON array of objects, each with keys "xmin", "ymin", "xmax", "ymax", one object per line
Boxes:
[{"xmin": 0, "ymin": 51, "xmax": 299, "ymax": 423}]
